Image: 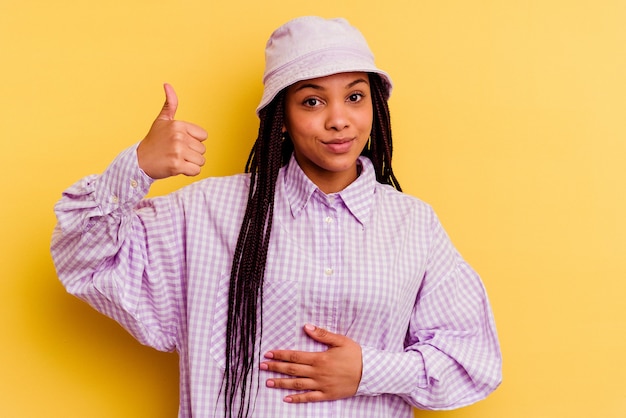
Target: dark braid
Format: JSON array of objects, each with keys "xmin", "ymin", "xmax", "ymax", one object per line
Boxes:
[
  {"xmin": 223, "ymin": 72, "xmax": 400, "ymax": 417},
  {"xmin": 364, "ymin": 73, "xmax": 402, "ymax": 191},
  {"xmin": 223, "ymin": 92, "xmax": 285, "ymax": 418}
]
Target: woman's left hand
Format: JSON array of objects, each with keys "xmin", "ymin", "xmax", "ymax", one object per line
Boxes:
[{"xmin": 260, "ymin": 324, "xmax": 363, "ymax": 403}]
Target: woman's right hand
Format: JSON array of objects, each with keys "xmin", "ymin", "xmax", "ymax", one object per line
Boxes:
[{"xmin": 137, "ymin": 83, "xmax": 208, "ymax": 179}]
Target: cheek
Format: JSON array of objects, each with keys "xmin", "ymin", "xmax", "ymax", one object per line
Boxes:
[
  {"xmin": 352, "ymin": 105, "xmax": 373, "ymax": 134},
  {"xmin": 289, "ymin": 118, "xmax": 319, "ymax": 140},
  {"xmin": 363, "ymin": 110, "xmax": 374, "ymax": 132}
]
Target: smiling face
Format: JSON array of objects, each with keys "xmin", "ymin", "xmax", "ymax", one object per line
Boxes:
[{"xmin": 283, "ymin": 72, "xmax": 373, "ymax": 194}]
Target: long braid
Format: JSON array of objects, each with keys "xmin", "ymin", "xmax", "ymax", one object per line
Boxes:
[
  {"xmin": 223, "ymin": 92, "xmax": 285, "ymax": 418},
  {"xmin": 365, "ymin": 73, "xmax": 402, "ymax": 191}
]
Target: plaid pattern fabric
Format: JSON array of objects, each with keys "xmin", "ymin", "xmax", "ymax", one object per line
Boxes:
[{"xmin": 52, "ymin": 145, "xmax": 501, "ymax": 417}]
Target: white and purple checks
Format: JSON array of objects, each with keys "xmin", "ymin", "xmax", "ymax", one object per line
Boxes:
[{"xmin": 52, "ymin": 145, "xmax": 501, "ymax": 417}]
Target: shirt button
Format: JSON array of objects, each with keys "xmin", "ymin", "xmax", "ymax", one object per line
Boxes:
[
  {"xmin": 130, "ymin": 179, "xmax": 138, "ymax": 188},
  {"xmin": 111, "ymin": 195, "xmax": 119, "ymax": 204},
  {"xmin": 324, "ymin": 268, "xmax": 334, "ymax": 276},
  {"xmin": 324, "ymin": 216, "xmax": 333, "ymax": 224}
]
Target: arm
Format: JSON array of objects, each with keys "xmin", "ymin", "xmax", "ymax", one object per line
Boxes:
[
  {"xmin": 51, "ymin": 84, "xmax": 207, "ymax": 352},
  {"xmin": 357, "ymin": 218, "xmax": 502, "ymax": 409}
]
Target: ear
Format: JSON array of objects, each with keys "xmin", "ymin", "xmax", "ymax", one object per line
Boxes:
[{"xmin": 281, "ymin": 125, "xmax": 287, "ymax": 133}]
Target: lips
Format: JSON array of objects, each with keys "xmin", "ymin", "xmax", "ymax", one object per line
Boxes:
[
  {"xmin": 324, "ymin": 137, "xmax": 352, "ymax": 144},
  {"xmin": 322, "ymin": 137, "xmax": 355, "ymax": 153}
]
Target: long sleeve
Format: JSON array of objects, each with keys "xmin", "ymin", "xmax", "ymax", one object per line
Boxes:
[
  {"xmin": 51, "ymin": 145, "xmax": 184, "ymax": 352},
  {"xmin": 51, "ymin": 151, "xmax": 501, "ymax": 417},
  {"xmin": 356, "ymin": 215, "xmax": 502, "ymax": 409}
]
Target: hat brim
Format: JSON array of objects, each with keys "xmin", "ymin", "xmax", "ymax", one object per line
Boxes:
[{"xmin": 256, "ymin": 49, "xmax": 392, "ymax": 115}]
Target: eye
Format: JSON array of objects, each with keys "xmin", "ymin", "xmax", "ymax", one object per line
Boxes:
[
  {"xmin": 347, "ymin": 92, "xmax": 364, "ymax": 103},
  {"xmin": 303, "ymin": 97, "xmax": 322, "ymax": 107}
]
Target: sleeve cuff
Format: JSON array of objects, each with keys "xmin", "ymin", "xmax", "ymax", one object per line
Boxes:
[
  {"xmin": 93, "ymin": 143, "xmax": 154, "ymax": 213},
  {"xmin": 356, "ymin": 345, "xmax": 426, "ymax": 397}
]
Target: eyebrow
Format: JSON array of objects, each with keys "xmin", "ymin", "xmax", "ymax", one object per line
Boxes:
[{"xmin": 293, "ymin": 77, "xmax": 369, "ymax": 92}]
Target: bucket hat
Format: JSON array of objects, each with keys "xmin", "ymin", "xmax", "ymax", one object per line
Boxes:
[{"xmin": 256, "ymin": 16, "xmax": 392, "ymax": 114}]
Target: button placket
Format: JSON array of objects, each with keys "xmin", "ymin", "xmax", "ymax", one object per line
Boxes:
[
  {"xmin": 322, "ymin": 201, "xmax": 339, "ymax": 332},
  {"xmin": 323, "ymin": 211, "xmax": 336, "ymax": 278}
]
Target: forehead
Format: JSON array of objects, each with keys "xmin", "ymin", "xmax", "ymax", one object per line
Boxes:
[{"xmin": 288, "ymin": 72, "xmax": 370, "ymax": 92}]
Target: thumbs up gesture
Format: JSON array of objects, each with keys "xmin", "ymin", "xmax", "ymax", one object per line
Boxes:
[{"xmin": 137, "ymin": 84, "xmax": 208, "ymax": 179}]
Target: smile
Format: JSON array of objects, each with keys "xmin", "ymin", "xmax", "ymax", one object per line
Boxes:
[{"xmin": 321, "ymin": 138, "xmax": 356, "ymax": 153}]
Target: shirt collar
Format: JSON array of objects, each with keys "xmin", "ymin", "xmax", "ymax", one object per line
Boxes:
[{"xmin": 282, "ymin": 154, "xmax": 377, "ymax": 226}]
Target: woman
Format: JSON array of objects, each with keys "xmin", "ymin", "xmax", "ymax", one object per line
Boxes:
[{"xmin": 52, "ymin": 16, "xmax": 502, "ymax": 418}]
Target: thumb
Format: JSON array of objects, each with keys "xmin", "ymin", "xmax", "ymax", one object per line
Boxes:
[
  {"xmin": 156, "ymin": 83, "xmax": 178, "ymax": 121},
  {"xmin": 303, "ymin": 324, "xmax": 344, "ymax": 347}
]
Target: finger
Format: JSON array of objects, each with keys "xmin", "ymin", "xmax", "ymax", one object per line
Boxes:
[
  {"xmin": 186, "ymin": 136, "xmax": 206, "ymax": 155},
  {"xmin": 260, "ymin": 358, "xmax": 313, "ymax": 377},
  {"xmin": 157, "ymin": 83, "xmax": 178, "ymax": 121},
  {"xmin": 264, "ymin": 350, "xmax": 315, "ymax": 366},
  {"xmin": 303, "ymin": 324, "xmax": 344, "ymax": 347},
  {"xmin": 266, "ymin": 377, "xmax": 315, "ymax": 391},
  {"xmin": 178, "ymin": 160, "xmax": 203, "ymax": 177},
  {"xmin": 283, "ymin": 391, "xmax": 326, "ymax": 404},
  {"xmin": 167, "ymin": 146, "xmax": 205, "ymax": 177},
  {"xmin": 185, "ymin": 122, "xmax": 208, "ymax": 141},
  {"xmin": 183, "ymin": 150, "xmax": 206, "ymax": 168}
]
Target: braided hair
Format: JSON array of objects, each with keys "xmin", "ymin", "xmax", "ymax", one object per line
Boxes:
[{"xmin": 222, "ymin": 73, "xmax": 400, "ymax": 417}]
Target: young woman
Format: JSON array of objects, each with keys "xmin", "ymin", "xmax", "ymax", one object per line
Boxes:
[{"xmin": 52, "ymin": 16, "xmax": 501, "ymax": 418}]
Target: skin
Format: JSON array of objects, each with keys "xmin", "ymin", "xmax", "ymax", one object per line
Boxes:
[
  {"xmin": 137, "ymin": 83, "xmax": 208, "ymax": 179},
  {"xmin": 261, "ymin": 324, "xmax": 363, "ymax": 404},
  {"xmin": 137, "ymin": 81, "xmax": 366, "ymax": 404},
  {"xmin": 283, "ymin": 72, "xmax": 374, "ymax": 194}
]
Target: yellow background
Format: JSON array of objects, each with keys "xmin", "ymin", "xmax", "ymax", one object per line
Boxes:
[{"xmin": 1, "ymin": 0, "xmax": 625, "ymax": 416}]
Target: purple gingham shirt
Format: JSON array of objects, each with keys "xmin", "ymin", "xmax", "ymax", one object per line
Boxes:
[{"xmin": 51, "ymin": 145, "xmax": 501, "ymax": 417}]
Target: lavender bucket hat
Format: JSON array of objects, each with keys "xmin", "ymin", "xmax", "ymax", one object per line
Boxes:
[{"xmin": 256, "ymin": 16, "xmax": 393, "ymax": 114}]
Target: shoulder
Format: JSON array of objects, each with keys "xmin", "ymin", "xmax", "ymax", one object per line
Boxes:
[
  {"xmin": 181, "ymin": 172, "xmax": 251, "ymax": 194},
  {"xmin": 368, "ymin": 184, "xmax": 445, "ymax": 248},
  {"xmin": 168, "ymin": 173, "xmax": 251, "ymax": 212},
  {"xmin": 374, "ymin": 183, "xmax": 437, "ymax": 221}
]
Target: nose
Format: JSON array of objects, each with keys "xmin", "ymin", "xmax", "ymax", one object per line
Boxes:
[{"xmin": 324, "ymin": 102, "xmax": 349, "ymax": 131}]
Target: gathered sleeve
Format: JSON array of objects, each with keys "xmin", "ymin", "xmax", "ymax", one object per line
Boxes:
[
  {"xmin": 51, "ymin": 145, "xmax": 185, "ymax": 352},
  {"xmin": 356, "ymin": 213, "xmax": 502, "ymax": 409}
]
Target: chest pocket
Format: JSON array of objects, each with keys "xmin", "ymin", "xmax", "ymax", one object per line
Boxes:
[{"xmin": 209, "ymin": 274, "xmax": 298, "ymax": 369}]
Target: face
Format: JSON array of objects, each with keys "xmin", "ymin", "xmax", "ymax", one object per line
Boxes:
[{"xmin": 283, "ymin": 72, "xmax": 373, "ymax": 193}]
